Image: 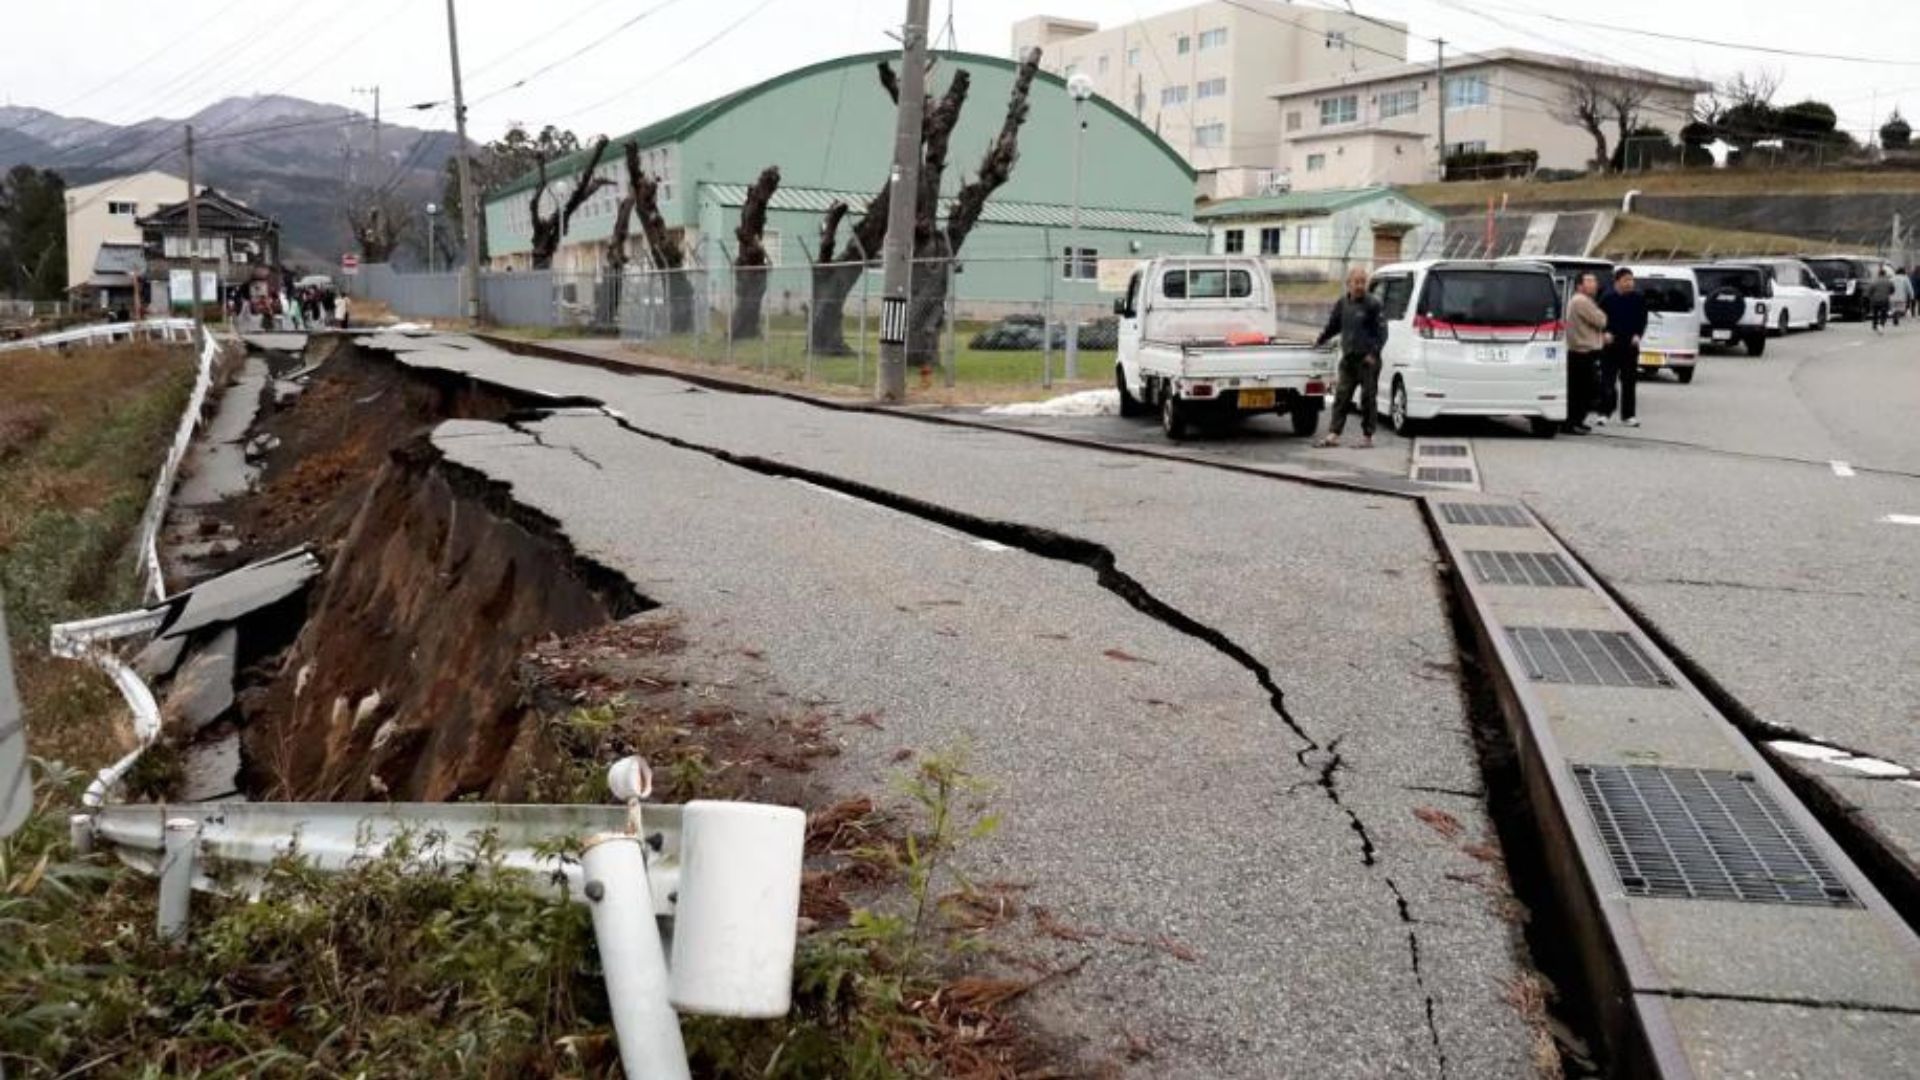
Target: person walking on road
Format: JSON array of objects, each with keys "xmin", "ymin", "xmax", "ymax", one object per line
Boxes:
[
  {"xmin": 334, "ymin": 292, "xmax": 351, "ymax": 331},
  {"xmin": 1892, "ymin": 269, "xmax": 1914, "ymax": 326},
  {"xmin": 1908, "ymin": 266, "xmax": 1920, "ymax": 318},
  {"xmin": 1312, "ymin": 266, "xmax": 1388, "ymax": 449},
  {"xmin": 1867, "ymin": 267, "xmax": 1895, "ymax": 333},
  {"xmin": 1563, "ymin": 271, "xmax": 1606, "ymax": 435},
  {"xmin": 1598, "ymin": 268, "xmax": 1647, "ymax": 428}
]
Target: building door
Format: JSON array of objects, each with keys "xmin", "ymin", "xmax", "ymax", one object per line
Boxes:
[{"xmin": 1372, "ymin": 229, "xmax": 1404, "ymax": 264}]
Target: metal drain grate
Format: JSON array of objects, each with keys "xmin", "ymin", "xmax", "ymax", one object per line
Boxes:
[
  {"xmin": 1419, "ymin": 443, "xmax": 1471, "ymax": 458},
  {"xmin": 1440, "ymin": 502, "xmax": 1532, "ymax": 528},
  {"xmin": 1416, "ymin": 467, "xmax": 1476, "ymax": 484},
  {"xmin": 1468, "ymin": 550, "xmax": 1581, "ymax": 588},
  {"xmin": 1573, "ymin": 764, "xmax": 1859, "ymax": 907},
  {"xmin": 1506, "ymin": 626, "xmax": 1673, "ymax": 688}
]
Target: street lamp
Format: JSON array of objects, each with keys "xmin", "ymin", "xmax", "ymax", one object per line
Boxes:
[
  {"xmin": 425, "ymin": 202, "xmax": 441, "ymax": 273},
  {"xmin": 1065, "ymin": 72, "xmax": 1094, "ymax": 382}
]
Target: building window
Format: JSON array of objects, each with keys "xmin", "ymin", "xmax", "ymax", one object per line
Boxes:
[
  {"xmin": 1198, "ymin": 28, "xmax": 1227, "ymax": 50},
  {"xmin": 1327, "ymin": 31, "xmax": 1348, "ymax": 50},
  {"xmin": 1194, "ymin": 123, "xmax": 1226, "ymax": 147},
  {"xmin": 1306, "ymin": 153, "xmax": 1327, "ymax": 172},
  {"xmin": 1061, "ymin": 246, "xmax": 1097, "ymax": 281},
  {"xmin": 1446, "ymin": 140, "xmax": 1488, "ymax": 156},
  {"xmin": 1197, "ymin": 77, "xmax": 1227, "ymax": 100},
  {"xmin": 1379, "ymin": 88, "xmax": 1419, "ymax": 119},
  {"xmin": 107, "ymin": 200, "xmax": 138, "ymax": 216},
  {"xmin": 1160, "ymin": 85, "xmax": 1189, "ymax": 107},
  {"xmin": 1223, "ymin": 229, "xmax": 1245, "ymax": 254},
  {"xmin": 1128, "ymin": 46, "xmax": 1140, "ymax": 67},
  {"xmin": 1285, "ymin": 110, "xmax": 1302, "ymax": 132},
  {"xmin": 162, "ymin": 235, "xmax": 223, "ymax": 258},
  {"xmin": 1097, "ymin": 54, "xmax": 1110, "ymax": 75},
  {"xmin": 1259, "ymin": 227, "xmax": 1282, "ymax": 255},
  {"xmin": 1447, "ymin": 74, "xmax": 1489, "ymax": 110},
  {"xmin": 1176, "ymin": 35, "xmax": 1190, "ymax": 54},
  {"xmin": 1319, "ymin": 94, "xmax": 1358, "ymax": 126},
  {"xmin": 1297, "ymin": 225, "xmax": 1322, "ymax": 256}
]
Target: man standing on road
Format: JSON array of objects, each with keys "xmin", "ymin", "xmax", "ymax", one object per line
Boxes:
[
  {"xmin": 1908, "ymin": 266, "xmax": 1920, "ymax": 318},
  {"xmin": 1867, "ymin": 267, "xmax": 1896, "ymax": 333},
  {"xmin": 1563, "ymin": 272, "xmax": 1606, "ymax": 435},
  {"xmin": 1598, "ymin": 268, "xmax": 1647, "ymax": 428},
  {"xmin": 1312, "ymin": 266, "xmax": 1387, "ymax": 449}
]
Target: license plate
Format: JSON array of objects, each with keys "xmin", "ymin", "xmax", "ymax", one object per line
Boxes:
[
  {"xmin": 1474, "ymin": 346, "xmax": 1511, "ymax": 363},
  {"xmin": 1238, "ymin": 388, "xmax": 1276, "ymax": 410},
  {"xmin": 1640, "ymin": 351, "xmax": 1665, "ymax": 366},
  {"xmin": 1710, "ymin": 330, "xmax": 1731, "ymax": 341}
]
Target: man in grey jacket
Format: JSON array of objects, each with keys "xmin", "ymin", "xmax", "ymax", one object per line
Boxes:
[
  {"xmin": 1313, "ymin": 267, "xmax": 1388, "ymax": 448},
  {"xmin": 1867, "ymin": 267, "xmax": 1896, "ymax": 333}
]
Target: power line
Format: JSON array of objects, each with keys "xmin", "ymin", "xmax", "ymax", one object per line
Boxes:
[
  {"xmin": 1468, "ymin": 1, "xmax": 1920, "ymax": 67},
  {"xmin": 465, "ymin": 0, "xmax": 627, "ymax": 80},
  {"xmin": 552, "ymin": 0, "xmax": 782, "ymax": 124},
  {"xmin": 468, "ymin": 0, "xmax": 693, "ymax": 108}
]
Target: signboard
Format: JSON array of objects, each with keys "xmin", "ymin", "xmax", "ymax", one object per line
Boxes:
[
  {"xmin": 341, "ymin": 253, "xmax": 361, "ymax": 276},
  {"xmin": 878, "ymin": 296, "xmax": 907, "ymax": 346},
  {"xmin": 1097, "ymin": 257, "xmax": 1146, "ymax": 295},
  {"xmin": 166, "ymin": 269, "xmax": 220, "ymax": 308}
]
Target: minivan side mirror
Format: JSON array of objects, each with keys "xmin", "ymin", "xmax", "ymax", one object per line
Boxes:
[{"xmin": 1114, "ymin": 298, "xmax": 1130, "ymax": 317}]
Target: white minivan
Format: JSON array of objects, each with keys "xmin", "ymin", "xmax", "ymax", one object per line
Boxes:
[
  {"xmin": 1369, "ymin": 260, "xmax": 1566, "ymax": 438},
  {"xmin": 1620, "ymin": 264, "xmax": 1702, "ymax": 384},
  {"xmin": 1725, "ymin": 258, "xmax": 1828, "ymax": 334}
]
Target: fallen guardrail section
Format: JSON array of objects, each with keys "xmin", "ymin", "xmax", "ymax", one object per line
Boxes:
[
  {"xmin": 0, "ymin": 317, "xmax": 197, "ymax": 353},
  {"xmin": 1427, "ymin": 494, "xmax": 1920, "ymax": 1079}
]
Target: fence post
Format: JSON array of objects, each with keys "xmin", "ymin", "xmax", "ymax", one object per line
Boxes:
[
  {"xmin": 1042, "ymin": 232, "xmax": 1055, "ymax": 388},
  {"xmin": 945, "ymin": 257, "xmax": 958, "ymax": 388},
  {"xmin": 581, "ymin": 832, "xmax": 692, "ymax": 1080},
  {"xmin": 801, "ymin": 248, "xmax": 816, "ymax": 384},
  {"xmin": 855, "ymin": 240, "xmax": 870, "ymax": 388},
  {"xmin": 157, "ymin": 816, "xmax": 199, "ymax": 941}
]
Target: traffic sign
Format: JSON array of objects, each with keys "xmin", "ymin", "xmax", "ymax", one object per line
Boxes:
[{"xmin": 341, "ymin": 253, "xmax": 360, "ymax": 276}]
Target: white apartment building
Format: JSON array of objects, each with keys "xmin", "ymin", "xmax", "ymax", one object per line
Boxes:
[
  {"xmin": 1012, "ymin": 1, "xmax": 1406, "ymax": 198},
  {"xmin": 1267, "ymin": 48, "xmax": 1709, "ymax": 191},
  {"xmin": 64, "ymin": 170, "xmax": 188, "ymax": 292}
]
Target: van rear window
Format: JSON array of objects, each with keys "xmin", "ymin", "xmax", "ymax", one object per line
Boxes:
[
  {"xmin": 1420, "ymin": 270, "xmax": 1559, "ymax": 326},
  {"xmin": 1636, "ymin": 277, "xmax": 1696, "ymax": 313},
  {"xmin": 1162, "ymin": 268, "xmax": 1253, "ymax": 299},
  {"xmin": 1695, "ymin": 268, "xmax": 1766, "ymax": 298}
]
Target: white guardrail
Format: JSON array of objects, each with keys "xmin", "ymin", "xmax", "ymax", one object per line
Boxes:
[{"xmin": 0, "ymin": 316, "xmax": 197, "ymax": 354}]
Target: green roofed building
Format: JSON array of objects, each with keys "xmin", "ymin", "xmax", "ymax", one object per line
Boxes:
[
  {"xmin": 482, "ymin": 49, "xmax": 1206, "ymax": 311},
  {"xmin": 1195, "ymin": 186, "xmax": 1444, "ymax": 282}
]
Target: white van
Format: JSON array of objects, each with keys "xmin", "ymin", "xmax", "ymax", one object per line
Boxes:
[
  {"xmin": 1369, "ymin": 260, "xmax": 1567, "ymax": 438},
  {"xmin": 1725, "ymin": 258, "xmax": 1828, "ymax": 334},
  {"xmin": 1620, "ymin": 265, "xmax": 1702, "ymax": 384}
]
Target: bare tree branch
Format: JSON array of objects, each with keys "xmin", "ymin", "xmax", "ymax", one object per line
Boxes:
[{"xmin": 946, "ymin": 48, "xmax": 1041, "ymax": 252}]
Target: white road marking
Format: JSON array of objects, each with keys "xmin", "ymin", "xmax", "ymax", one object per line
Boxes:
[
  {"xmin": 973, "ymin": 540, "xmax": 1012, "ymax": 553},
  {"xmin": 1831, "ymin": 461, "xmax": 1855, "ymax": 478},
  {"xmin": 1881, "ymin": 514, "xmax": 1920, "ymax": 526}
]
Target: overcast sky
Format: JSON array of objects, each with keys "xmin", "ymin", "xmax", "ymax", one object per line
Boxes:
[{"xmin": 4, "ymin": 0, "xmax": 1918, "ymax": 146}]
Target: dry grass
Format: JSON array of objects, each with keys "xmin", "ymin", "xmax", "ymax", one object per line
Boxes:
[
  {"xmin": 1403, "ymin": 168, "xmax": 1920, "ymax": 209},
  {"xmin": 1595, "ymin": 213, "xmax": 1864, "ymax": 259}
]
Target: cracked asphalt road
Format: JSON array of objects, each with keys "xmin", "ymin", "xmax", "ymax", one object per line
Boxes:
[{"xmin": 365, "ymin": 333, "xmax": 1538, "ymax": 1078}]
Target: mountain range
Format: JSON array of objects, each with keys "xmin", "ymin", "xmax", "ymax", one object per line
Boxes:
[{"xmin": 0, "ymin": 95, "xmax": 461, "ymax": 267}]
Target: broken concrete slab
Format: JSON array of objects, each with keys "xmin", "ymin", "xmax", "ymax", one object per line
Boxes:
[
  {"xmin": 166, "ymin": 626, "xmax": 237, "ymax": 734},
  {"xmin": 241, "ymin": 333, "xmax": 309, "ymax": 354},
  {"xmin": 179, "ymin": 730, "xmax": 243, "ymax": 802},
  {"xmin": 155, "ymin": 548, "xmax": 320, "ymax": 640},
  {"xmin": 131, "ymin": 634, "xmax": 186, "ymax": 682}
]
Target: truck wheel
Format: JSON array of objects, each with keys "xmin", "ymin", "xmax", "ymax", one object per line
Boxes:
[
  {"xmin": 1116, "ymin": 365, "xmax": 1146, "ymax": 418},
  {"xmin": 1161, "ymin": 391, "xmax": 1189, "ymax": 440},
  {"xmin": 1389, "ymin": 378, "xmax": 1419, "ymax": 436},
  {"xmin": 1288, "ymin": 397, "xmax": 1322, "ymax": 437},
  {"xmin": 1743, "ymin": 333, "xmax": 1767, "ymax": 357},
  {"xmin": 1674, "ymin": 366, "xmax": 1696, "ymax": 384}
]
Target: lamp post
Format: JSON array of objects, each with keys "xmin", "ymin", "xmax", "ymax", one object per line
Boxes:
[
  {"xmin": 425, "ymin": 202, "xmax": 440, "ymax": 273},
  {"xmin": 1064, "ymin": 72, "xmax": 1094, "ymax": 382}
]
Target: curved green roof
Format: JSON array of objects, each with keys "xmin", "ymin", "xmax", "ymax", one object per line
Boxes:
[{"xmin": 488, "ymin": 48, "xmax": 1196, "ymax": 202}]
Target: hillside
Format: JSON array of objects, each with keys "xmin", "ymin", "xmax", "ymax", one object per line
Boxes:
[
  {"xmin": 1402, "ymin": 168, "xmax": 1920, "ymax": 209},
  {"xmin": 0, "ymin": 96, "xmax": 459, "ymax": 267}
]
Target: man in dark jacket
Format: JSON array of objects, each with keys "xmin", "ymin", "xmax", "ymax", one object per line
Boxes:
[
  {"xmin": 1313, "ymin": 266, "xmax": 1388, "ymax": 447},
  {"xmin": 1598, "ymin": 268, "xmax": 1648, "ymax": 427}
]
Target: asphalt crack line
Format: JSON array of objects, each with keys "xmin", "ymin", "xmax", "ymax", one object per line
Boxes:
[
  {"xmin": 504, "ymin": 416, "xmax": 608, "ymax": 472},
  {"xmin": 560, "ymin": 405, "xmax": 1453, "ymax": 1077},
  {"xmin": 1640, "ymin": 987, "xmax": 1920, "ymax": 1017}
]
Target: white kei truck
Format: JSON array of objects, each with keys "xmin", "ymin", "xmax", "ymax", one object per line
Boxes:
[{"xmin": 1112, "ymin": 255, "xmax": 1333, "ymax": 440}]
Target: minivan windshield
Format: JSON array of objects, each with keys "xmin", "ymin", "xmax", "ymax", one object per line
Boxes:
[
  {"xmin": 1695, "ymin": 267, "xmax": 1767, "ymax": 298},
  {"xmin": 1635, "ymin": 277, "xmax": 1696, "ymax": 314},
  {"xmin": 1421, "ymin": 270, "xmax": 1560, "ymax": 326}
]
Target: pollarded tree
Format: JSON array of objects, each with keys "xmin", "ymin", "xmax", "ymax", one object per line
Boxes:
[
  {"xmin": 731, "ymin": 165, "xmax": 781, "ymax": 340},
  {"xmin": 528, "ymin": 136, "xmax": 612, "ymax": 269},
  {"xmin": 621, "ymin": 139, "xmax": 695, "ymax": 334}
]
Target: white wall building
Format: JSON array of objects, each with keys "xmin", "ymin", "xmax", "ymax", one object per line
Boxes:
[
  {"xmin": 1012, "ymin": 1, "xmax": 1407, "ymax": 198},
  {"xmin": 64, "ymin": 170, "xmax": 188, "ymax": 292},
  {"xmin": 1267, "ymin": 48, "xmax": 1709, "ymax": 191}
]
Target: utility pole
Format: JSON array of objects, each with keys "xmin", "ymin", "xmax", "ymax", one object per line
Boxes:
[
  {"xmin": 353, "ymin": 85, "xmax": 382, "ymax": 162},
  {"xmin": 185, "ymin": 125, "xmax": 202, "ymax": 323},
  {"xmin": 876, "ymin": 0, "xmax": 930, "ymax": 403},
  {"xmin": 1435, "ymin": 39, "xmax": 1447, "ymax": 182},
  {"xmin": 446, "ymin": 0, "xmax": 482, "ymax": 323}
]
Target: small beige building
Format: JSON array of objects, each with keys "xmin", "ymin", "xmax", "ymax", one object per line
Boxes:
[
  {"xmin": 1197, "ymin": 186, "xmax": 1445, "ymax": 280},
  {"xmin": 1266, "ymin": 48, "xmax": 1708, "ymax": 191},
  {"xmin": 64, "ymin": 170, "xmax": 188, "ymax": 293},
  {"xmin": 1012, "ymin": 1, "xmax": 1407, "ymax": 198}
]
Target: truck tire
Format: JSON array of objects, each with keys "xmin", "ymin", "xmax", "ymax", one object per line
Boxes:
[
  {"xmin": 1743, "ymin": 332, "xmax": 1766, "ymax": 357},
  {"xmin": 1288, "ymin": 396, "xmax": 1323, "ymax": 437},
  {"xmin": 1116, "ymin": 365, "xmax": 1147, "ymax": 418},
  {"xmin": 1161, "ymin": 391, "xmax": 1189, "ymax": 440},
  {"xmin": 1389, "ymin": 378, "xmax": 1419, "ymax": 437},
  {"xmin": 1674, "ymin": 366, "xmax": 1696, "ymax": 384}
]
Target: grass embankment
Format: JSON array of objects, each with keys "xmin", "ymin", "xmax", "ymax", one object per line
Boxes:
[
  {"xmin": 1403, "ymin": 168, "xmax": 1920, "ymax": 209},
  {"xmin": 1595, "ymin": 213, "xmax": 1864, "ymax": 259}
]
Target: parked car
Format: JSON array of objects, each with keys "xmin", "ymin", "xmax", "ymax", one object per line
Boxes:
[
  {"xmin": 1726, "ymin": 258, "xmax": 1828, "ymax": 334},
  {"xmin": 1687, "ymin": 263, "xmax": 1772, "ymax": 356},
  {"xmin": 1803, "ymin": 256, "xmax": 1899, "ymax": 322},
  {"xmin": 1498, "ymin": 255, "xmax": 1614, "ymax": 313},
  {"xmin": 1620, "ymin": 265, "xmax": 1701, "ymax": 383},
  {"xmin": 1114, "ymin": 255, "xmax": 1331, "ymax": 439},
  {"xmin": 1368, "ymin": 259, "xmax": 1566, "ymax": 438}
]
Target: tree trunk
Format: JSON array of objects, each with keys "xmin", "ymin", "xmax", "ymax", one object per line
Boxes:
[
  {"xmin": 604, "ymin": 191, "xmax": 635, "ymax": 325},
  {"xmin": 731, "ymin": 165, "xmax": 780, "ymax": 340},
  {"xmin": 530, "ymin": 137, "xmax": 612, "ymax": 270},
  {"xmin": 809, "ymin": 189, "xmax": 889, "ymax": 355},
  {"xmin": 624, "ymin": 138, "xmax": 695, "ymax": 334}
]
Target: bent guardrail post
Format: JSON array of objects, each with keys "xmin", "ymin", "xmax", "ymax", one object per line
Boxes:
[
  {"xmin": 582, "ymin": 830, "xmax": 692, "ymax": 1080},
  {"xmin": 157, "ymin": 817, "xmax": 200, "ymax": 942},
  {"xmin": 0, "ymin": 602, "xmax": 28, "ymax": 840}
]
